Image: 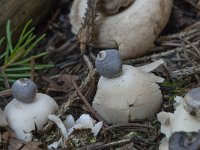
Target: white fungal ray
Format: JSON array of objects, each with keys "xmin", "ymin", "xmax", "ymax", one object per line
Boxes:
[
  {"xmin": 69, "ymin": 114, "xmax": 103, "ymax": 136},
  {"xmin": 157, "ymin": 112, "xmax": 173, "ymax": 139},
  {"xmin": 75, "ymin": 114, "xmax": 94, "ymax": 129},
  {"xmin": 48, "ymin": 114, "xmax": 68, "ymax": 139},
  {"xmin": 137, "ymin": 59, "xmax": 165, "ymax": 73},
  {"xmin": 92, "ymin": 121, "xmax": 103, "ymax": 136},
  {"xmin": 145, "ymin": 73, "xmax": 164, "ymax": 83},
  {"xmin": 63, "ymin": 114, "xmax": 75, "ymax": 129},
  {"xmin": 137, "ymin": 59, "xmax": 165, "ymax": 83}
]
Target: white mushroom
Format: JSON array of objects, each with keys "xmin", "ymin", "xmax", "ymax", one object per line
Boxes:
[
  {"xmin": 157, "ymin": 88, "xmax": 200, "ymax": 150},
  {"xmin": 4, "ymin": 78, "xmax": 58, "ymax": 142},
  {"xmin": 92, "ymin": 50, "xmax": 164, "ymax": 124},
  {"xmin": 97, "ymin": 0, "xmax": 134, "ymax": 15},
  {"xmin": 69, "ymin": 0, "xmax": 173, "ymax": 59}
]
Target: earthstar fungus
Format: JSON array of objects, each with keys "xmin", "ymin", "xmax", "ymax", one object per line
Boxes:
[
  {"xmin": 92, "ymin": 50, "xmax": 164, "ymax": 124},
  {"xmin": 4, "ymin": 78, "xmax": 58, "ymax": 142}
]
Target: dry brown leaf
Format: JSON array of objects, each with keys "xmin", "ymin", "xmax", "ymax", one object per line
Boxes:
[
  {"xmin": 8, "ymin": 138, "xmax": 24, "ymax": 150},
  {"xmin": 58, "ymin": 74, "xmax": 79, "ymax": 90},
  {"xmin": 1, "ymin": 132, "xmax": 10, "ymax": 149},
  {"xmin": 8, "ymin": 138, "xmax": 42, "ymax": 150},
  {"xmin": 0, "ymin": 108, "xmax": 8, "ymax": 127},
  {"xmin": 43, "ymin": 75, "xmax": 78, "ymax": 93},
  {"xmin": 116, "ymin": 143, "xmax": 135, "ymax": 150},
  {"xmin": 2, "ymin": 132, "xmax": 10, "ymax": 141}
]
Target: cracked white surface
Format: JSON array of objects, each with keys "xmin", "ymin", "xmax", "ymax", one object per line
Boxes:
[{"xmin": 92, "ymin": 64, "xmax": 163, "ymax": 124}]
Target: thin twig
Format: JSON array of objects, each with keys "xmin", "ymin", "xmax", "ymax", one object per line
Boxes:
[
  {"xmin": 72, "ymin": 79, "xmax": 109, "ymax": 128},
  {"xmin": 171, "ymin": 65, "xmax": 200, "ymax": 79},
  {"xmin": 83, "ymin": 55, "xmax": 94, "ymax": 71},
  {"xmin": 157, "ymin": 29, "xmax": 198, "ymax": 42},
  {"xmin": 42, "ymin": 8, "xmax": 61, "ymax": 33},
  {"xmin": 0, "ymin": 89, "xmax": 11, "ymax": 97},
  {"xmin": 83, "ymin": 139, "xmax": 132, "ymax": 150},
  {"xmin": 30, "ymin": 56, "xmax": 35, "ymax": 81},
  {"xmin": 56, "ymin": 36, "xmax": 77, "ymax": 52},
  {"xmin": 80, "ymin": 139, "xmax": 136, "ymax": 150},
  {"xmin": 185, "ymin": 0, "xmax": 200, "ymax": 11},
  {"xmin": 105, "ymin": 123, "xmax": 155, "ymax": 131},
  {"xmin": 179, "ymin": 37, "xmax": 200, "ymax": 58},
  {"xmin": 124, "ymin": 48, "xmax": 183, "ymax": 64},
  {"xmin": 43, "ymin": 58, "xmax": 97, "ymax": 132},
  {"xmin": 0, "ymin": 67, "xmax": 10, "ymax": 89}
]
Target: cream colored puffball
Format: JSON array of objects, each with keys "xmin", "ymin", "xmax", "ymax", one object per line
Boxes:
[
  {"xmin": 69, "ymin": 0, "xmax": 173, "ymax": 59},
  {"xmin": 4, "ymin": 93, "xmax": 58, "ymax": 142},
  {"xmin": 92, "ymin": 65, "xmax": 163, "ymax": 124}
]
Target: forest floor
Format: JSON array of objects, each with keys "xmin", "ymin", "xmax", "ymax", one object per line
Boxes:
[{"xmin": 1, "ymin": 0, "xmax": 200, "ymax": 149}]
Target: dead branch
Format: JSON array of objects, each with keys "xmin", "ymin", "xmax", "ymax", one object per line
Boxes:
[
  {"xmin": 171, "ymin": 65, "xmax": 200, "ymax": 79},
  {"xmin": 72, "ymin": 79, "xmax": 109, "ymax": 127},
  {"xmin": 43, "ymin": 56, "xmax": 97, "ymax": 132}
]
